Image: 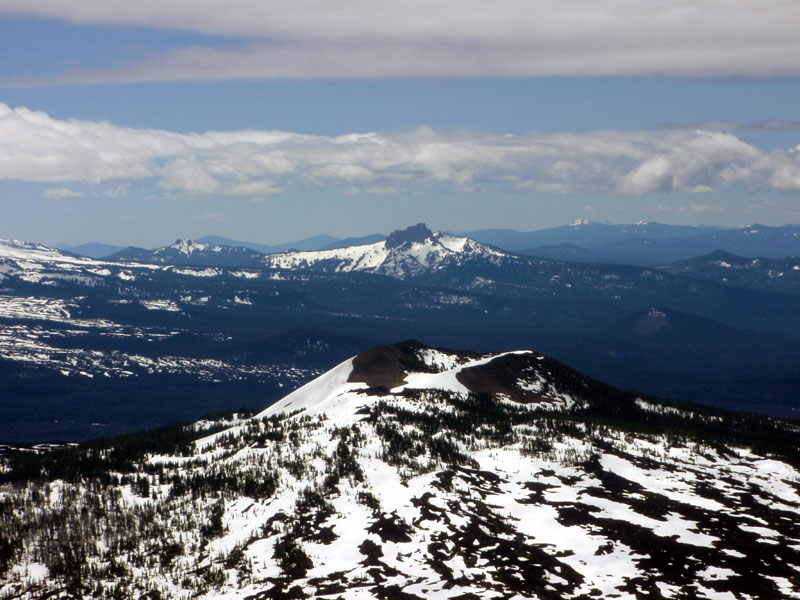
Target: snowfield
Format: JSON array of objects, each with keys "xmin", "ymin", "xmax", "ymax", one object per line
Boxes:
[{"xmin": 3, "ymin": 342, "xmax": 800, "ymax": 599}]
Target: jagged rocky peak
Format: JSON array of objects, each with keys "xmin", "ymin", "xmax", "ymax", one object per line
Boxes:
[{"xmin": 384, "ymin": 223, "xmax": 435, "ymax": 248}]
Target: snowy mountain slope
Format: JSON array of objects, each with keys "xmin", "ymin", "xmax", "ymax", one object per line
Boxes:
[
  {"xmin": 0, "ymin": 238, "xmax": 122, "ymax": 269},
  {"xmin": 0, "ymin": 237, "xmax": 270, "ymax": 288},
  {"xmin": 0, "ymin": 239, "xmax": 277, "ymax": 382},
  {"xmin": 262, "ymin": 223, "xmax": 512, "ymax": 278},
  {"xmin": 3, "ymin": 341, "xmax": 800, "ymax": 599},
  {"xmin": 0, "ymin": 237, "xmax": 157, "ymax": 279}
]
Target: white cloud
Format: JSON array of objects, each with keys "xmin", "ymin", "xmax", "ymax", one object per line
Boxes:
[
  {"xmin": 41, "ymin": 187, "xmax": 84, "ymax": 199},
  {"xmin": 767, "ymin": 148, "xmax": 800, "ymax": 192},
  {"xmin": 364, "ymin": 186, "xmax": 400, "ymax": 195},
  {"xmin": 312, "ymin": 164, "xmax": 374, "ymax": 183},
  {"xmin": 618, "ymin": 156, "xmax": 676, "ymax": 195},
  {"xmin": 159, "ymin": 156, "xmax": 220, "ymax": 193},
  {"xmin": 663, "ymin": 120, "xmax": 800, "ymax": 133},
  {"xmin": 2, "ymin": 1, "xmax": 800, "ymax": 82},
  {"xmin": 105, "ymin": 183, "xmax": 130, "ymax": 198},
  {"xmin": 228, "ymin": 181, "xmax": 281, "ymax": 196},
  {"xmin": 2, "ymin": 103, "xmax": 800, "ymax": 199}
]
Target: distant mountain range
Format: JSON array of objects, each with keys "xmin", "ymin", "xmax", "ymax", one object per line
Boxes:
[
  {"xmin": 98, "ymin": 224, "xmax": 510, "ymax": 277},
  {"xmin": 60, "ymin": 233, "xmax": 388, "ymax": 260},
  {"xmin": 85, "ymin": 224, "xmax": 800, "ymax": 296},
  {"xmin": 657, "ymin": 250, "xmax": 800, "ymax": 294},
  {"xmin": 59, "ymin": 220, "xmax": 800, "ymax": 266},
  {"xmin": 317, "ymin": 233, "xmax": 387, "ymax": 250},
  {"xmin": 197, "ymin": 233, "xmax": 388, "ymax": 254},
  {"xmin": 516, "ymin": 222, "xmax": 800, "ymax": 265},
  {"xmin": 54, "ymin": 241, "xmax": 126, "ymax": 258},
  {"xmin": 460, "ymin": 219, "xmax": 720, "ymax": 251},
  {"xmin": 196, "ymin": 233, "xmax": 340, "ymax": 254},
  {"xmin": 105, "ymin": 239, "xmax": 267, "ymax": 268}
]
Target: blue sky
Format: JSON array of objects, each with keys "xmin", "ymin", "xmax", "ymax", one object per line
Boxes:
[{"xmin": 0, "ymin": 2, "xmax": 799, "ymax": 247}]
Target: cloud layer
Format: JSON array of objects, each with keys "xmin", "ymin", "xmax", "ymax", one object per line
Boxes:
[
  {"xmin": 3, "ymin": 1, "xmax": 800, "ymax": 81},
  {"xmin": 1, "ymin": 103, "xmax": 799, "ymax": 198}
]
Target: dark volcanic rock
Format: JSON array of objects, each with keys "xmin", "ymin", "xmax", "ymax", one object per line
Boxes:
[
  {"xmin": 456, "ymin": 352, "xmax": 548, "ymax": 404},
  {"xmin": 384, "ymin": 223, "xmax": 434, "ymax": 249}
]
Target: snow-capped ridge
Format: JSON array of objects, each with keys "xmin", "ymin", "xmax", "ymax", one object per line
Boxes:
[
  {"xmin": 0, "ymin": 238, "xmax": 79, "ymax": 262},
  {"xmin": 199, "ymin": 341, "xmax": 560, "ymax": 448},
  {"xmin": 0, "ymin": 238, "xmax": 153, "ymax": 271},
  {"xmin": 262, "ymin": 223, "xmax": 511, "ymax": 278},
  {"xmin": 164, "ymin": 239, "xmax": 220, "ymax": 257},
  {"xmin": 245, "ymin": 340, "xmax": 569, "ymax": 424}
]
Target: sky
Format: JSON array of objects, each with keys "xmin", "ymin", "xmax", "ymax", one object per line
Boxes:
[{"xmin": 0, "ymin": 1, "xmax": 799, "ymax": 248}]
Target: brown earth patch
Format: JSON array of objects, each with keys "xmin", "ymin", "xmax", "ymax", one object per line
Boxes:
[
  {"xmin": 347, "ymin": 345, "xmax": 411, "ymax": 388},
  {"xmin": 456, "ymin": 352, "xmax": 545, "ymax": 404},
  {"xmin": 348, "ymin": 340, "xmax": 479, "ymax": 388}
]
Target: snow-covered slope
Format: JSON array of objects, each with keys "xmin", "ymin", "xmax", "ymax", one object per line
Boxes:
[
  {"xmin": 263, "ymin": 223, "xmax": 511, "ymax": 277},
  {"xmin": 0, "ymin": 237, "xmax": 156, "ymax": 273},
  {"xmin": 0, "ymin": 238, "xmax": 110, "ymax": 268},
  {"xmin": 4, "ymin": 340, "xmax": 800, "ymax": 599},
  {"xmin": 0, "ymin": 238, "xmax": 318, "ymax": 391},
  {"xmin": 0, "ymin": 237, "xmax": 164, "ymax": 293}
]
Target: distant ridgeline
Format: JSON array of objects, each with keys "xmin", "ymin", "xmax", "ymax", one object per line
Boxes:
[
  {"xmin": 1, "ymin": 222, "xmax": 800, "ymax": 443},
  {"xmin": 2, "ymin": 341, "xmax": 799, "ymax": 599}
]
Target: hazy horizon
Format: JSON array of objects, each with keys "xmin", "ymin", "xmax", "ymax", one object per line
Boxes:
[{"xmin": 14, "ymin": 218, "xmax": 798, "ymax": 252}]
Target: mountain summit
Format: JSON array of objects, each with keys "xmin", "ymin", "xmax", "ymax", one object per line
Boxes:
[
  {"xmin": 263, "ymin": 224, "xmax": 509, "ymax": 277},
  {"xmin": 3, "ymin": 340, "xmax": 800, "ymax": 599},
  {"xmin": 384, "ymin": 222, "xmax": 435, "ymax": 248}
]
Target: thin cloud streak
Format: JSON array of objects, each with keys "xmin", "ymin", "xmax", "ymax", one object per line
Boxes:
[
  {"xmin": 660, "ymin": 120, "xmax": 800, "ymax": 133},
  {"xmin": 1, "ymin": 103, "xmax": 799, "ymax": 198},
  {"xmin": 41, "ymin": 187, "xmax": 84, "ymax": 199},
  {"xmin": 2, "ymin": 0, "xmax": 800, "ymax": 82},
  {"xmin": 1, "ymin": 0, "xmax": 796, "ymax": 44},
  {"xmin": 23, "ymin": 41, "xmax": 800, "ymax": 86}
]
